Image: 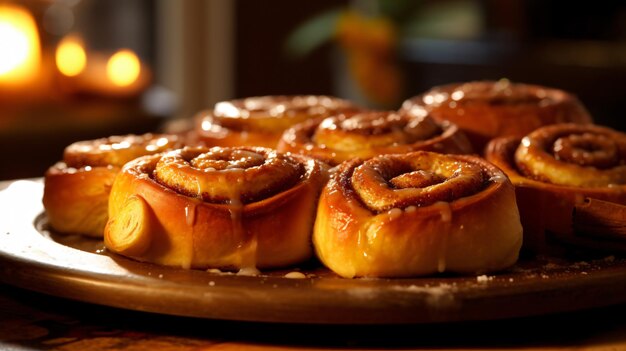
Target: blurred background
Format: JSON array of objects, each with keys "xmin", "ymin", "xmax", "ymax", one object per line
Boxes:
[{"xmin": 1, "ymin": 0, "xmax": 625, "ymax": 180}]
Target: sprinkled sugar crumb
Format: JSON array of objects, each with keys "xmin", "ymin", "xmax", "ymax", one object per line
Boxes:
[
  {"xmin": 284, "ymin": 271, "xmax": 307, "ymax": 279},
  {"xmin": 395, "ymin": 284, "xmax": 458, "ymax": 307},
  {"xmin": 476, "ymin": 275, "xmax": 493, "ymax": 282},
  {"xmin": 571, "ymin": 261, "xmax": 590, "ymax": 269},
  {"xmin": 543, "ymin": 263, "xmax": 560, "ymax": 270}
]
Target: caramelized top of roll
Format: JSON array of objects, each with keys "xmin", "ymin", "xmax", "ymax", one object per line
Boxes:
[
  {"xmin": 413, "ymin": 80, "xmax": 578, "ymax": 109},
  {"xmin": 279, "ymin": 109, "xmax": 472, "ymax": 165},
  {"xmin": 401, "ymin": 80, "xmax": 593, "ymax": 151},
  {"xmin": 313, "ymin": 110, "xmax": 441, "ymax": 147},
  {"xmin": 199, "ymin": 95, "xmax": 358, "ymax": 134},
  {"xmin": 63, "ymin": 134, "xmax": 183, "ymax": 168},
  {"xmin": 346, "ymin": 152, "xmax": 491, "ymax": 212},
  {"xmin": 152, "ymin": 146, "xmax": 306, "ymax": 204}
]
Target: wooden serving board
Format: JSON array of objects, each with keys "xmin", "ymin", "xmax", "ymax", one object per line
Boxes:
[{"xmin": 1, "ymin": 179, "xmax": 626, "ymax": 324}]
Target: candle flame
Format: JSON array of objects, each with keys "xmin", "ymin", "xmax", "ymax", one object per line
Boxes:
[
  {"xmin": 56, "ymin": 35, "xmax": 86, "ymax": 77},
  {"xmin": 0, "ymin": 4, "xmax": 40, "ymax": 84},
  {"xmin": 106, "ymin": 49, "xmax": 141, "ymax": 87}
]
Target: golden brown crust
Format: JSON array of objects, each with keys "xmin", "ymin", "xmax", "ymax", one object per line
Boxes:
[
  {"xmin": 104, "ymin": 146, "xmax": 329, "ymax": 270},
  {"xmin": 277, "ymin": 110, "xmax": 473, "ymax": 166},
  {"xmin": 485, "ymin": 124, "xmax": 626, "ymax": 253},
  {"xmin": 43, "ymin": 163, "xmax": 118, "ymax": 237},
  {"xmin": 313, "ymin": 151, "xmax": 522, "ymax": 278},
  {"xmin": 43, "ymin": 134, "xmax": 183, "ymax": 237},
  {"xmin": 402, "ymin": 80, "xmax": 593, "ymax": 152},
  {"xmin": 195, "ymin": 95, "xmax": 359, "ymax": 148}
]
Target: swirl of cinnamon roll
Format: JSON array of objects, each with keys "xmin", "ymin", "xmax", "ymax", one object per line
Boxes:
[
  {"xmin": 313, "ymin": 151, "xmax": 522, "ymax": 278},
  {"xmin": 43, "ymin": 134, "xmax": 183, "ymax": 237},
  {"xmin": 486, "ymin": 124, "xmax": 626, "ymax": 252},
  {"xmin": 195, "ymin": 95, "xmax": 359, "ymax": 148},
  {"xmin": 104, "ymin": 146, "xmax": 328, "ymax": 271},
  {"xmin": 402, "ymin": 80, "xmax": 592, "ymax": 152},
  {"xmin": 515, "ymin": 124, "xmax": 626, "ymax": 187},
  {"xmin": 278, "ymin": 109, "xmax": 472, "ymax": 166}
]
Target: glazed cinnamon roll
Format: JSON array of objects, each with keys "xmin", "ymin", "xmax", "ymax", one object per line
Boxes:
[
  {"xmin": 486, "ymin": 124, "xmax": 626, "ymax": 252},
  {"xmin": 402, "ymin": 80, "xmax": 592, "ymax": 152},
  {"xmin": 195, "ymin": 95, "xmax": 359, "ymax": 148},
  {"xmin": 277, "ymin": 109, "xmax": 472, "ymax": 166},
  {"xmin": 314, "ymin": 151, "xmax": 522, "ymax": 278},
  {"xmin": 43, "ymin": 134, "xmax": 183, "ymax": 237},
  {"xmin": 104, "ymin": 146, "xmax": 328, "ymax": 271}
]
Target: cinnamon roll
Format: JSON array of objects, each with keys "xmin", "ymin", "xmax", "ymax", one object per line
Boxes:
[
  {"xmin": 43, "ymin": 134, "xmax": 183, "ymax": 237},
  {"xmin": 104, "ymin": 146, "xmax": 328, "ymax": 271},
  {"xmin": 195, "ymin": 95, "xmax": 359, "ymax": 148},
  {"xmin": 277, "ymin": 109, "xmax": 472, "ymax": 166},
  {"xmin": 313, "ymin": 151, "xmax": 522, "ymax": 278},
  {"xmin": 486, "ymin": 124, "xmax": 626, "ymax": 252},
  {"xmin": 402, "ymin": 80, "xmax": 592, "ymax": 152}
]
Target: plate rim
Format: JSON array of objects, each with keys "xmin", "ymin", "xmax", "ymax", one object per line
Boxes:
[{"xmin": 1, "ymin": 178, "xmax": 626, "ymax": 324}]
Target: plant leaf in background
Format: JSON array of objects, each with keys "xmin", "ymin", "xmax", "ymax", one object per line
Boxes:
[
  {"xmin": 285, "ymin": 0, "xmax": 450, "ymax": 108},
  {"xmin": 335, "ymin": 10, "xmax": 403, "ymax": 107},
  {"xmin": 284, "ymin": 9, "xmax": 341, "ymax": 59}
]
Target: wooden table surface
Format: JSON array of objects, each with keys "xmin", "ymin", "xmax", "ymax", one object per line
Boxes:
[{"xmin": 2, "ymin": 283, "xmax": 626, "ymax": 351}]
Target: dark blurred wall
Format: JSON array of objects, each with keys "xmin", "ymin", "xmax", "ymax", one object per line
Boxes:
[{"xmin": 234, "ymin": 0, "xmax": 343, "ymax": 98}]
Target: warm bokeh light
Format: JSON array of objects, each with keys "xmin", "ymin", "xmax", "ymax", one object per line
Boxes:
[
  {"xmin": 0, "ymin": 4, "xmax": 41, "ymax": 84},
  {"xmin": 106, "ymin": 49, "xmax": 141, "ymax": 87},
  {"xmin": 56, "ymin": 35, "xmax": 87, "ymax": 77}
]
